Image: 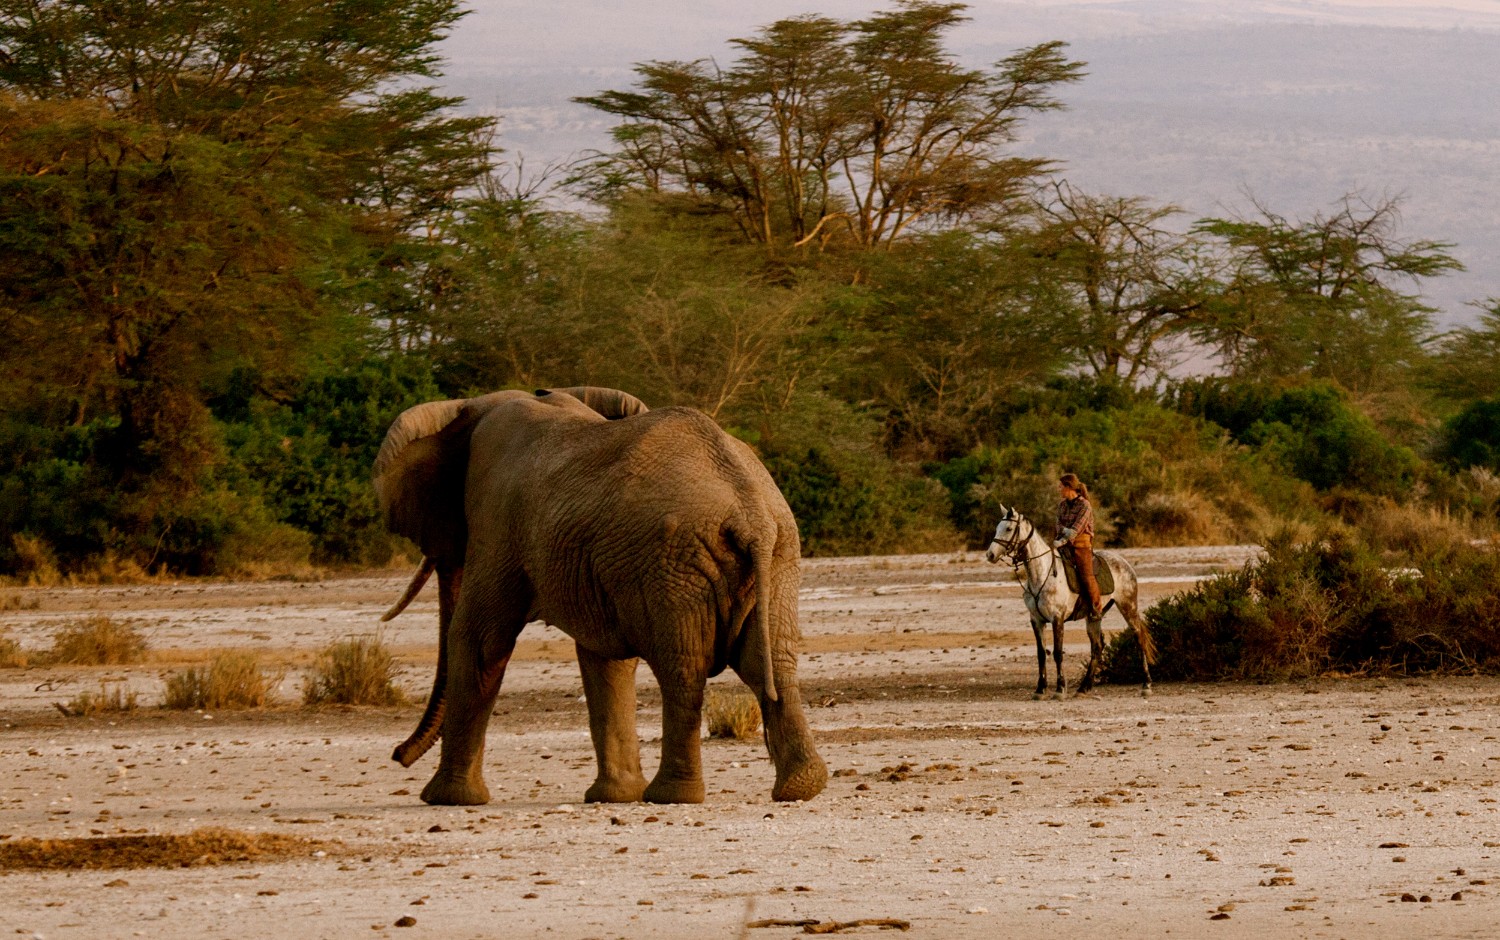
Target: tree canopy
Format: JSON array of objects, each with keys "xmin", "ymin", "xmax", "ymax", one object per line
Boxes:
[{"xmin": 575, "ymin": 1, "xmax": 1084, "ymax": 250}]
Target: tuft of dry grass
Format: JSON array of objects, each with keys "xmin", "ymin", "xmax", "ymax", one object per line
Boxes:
[
  {"xmin": 302, "ymin": 635, "xmax": 404, "ymax": 706},
  {"xmin": 705, "ymin": 689, "xmax": 762, "ymax": 740},
  {"xmin": 0, "ymin": 633, "xmax": 26, "ymax": 668},
  {"xmin": 0, "ymin": 827, "xmax": 325, "ymax": 870},
  {"xmin": 58, "ymin": 680, "xmax": 140, "ymax": 717},
  {"xmin": 164, "ymin": 651, "xmax": 281, "ymax": 710},
  {"xmin": 44, "ymin": 616, "xmax": 149, "ymax": 665}
]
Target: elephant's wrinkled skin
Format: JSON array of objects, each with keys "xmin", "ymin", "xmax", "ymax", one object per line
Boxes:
[{"xmin": 374, "ymin": 387, "xmax": 827, "ymax": 807}]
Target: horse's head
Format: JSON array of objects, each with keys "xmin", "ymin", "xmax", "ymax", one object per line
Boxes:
[{"xmin": 985, "ymin": 505, "xmax": 1023, "ymax": 564}]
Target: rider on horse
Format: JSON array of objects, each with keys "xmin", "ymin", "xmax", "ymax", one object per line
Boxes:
[{"xmin": 1054, "ymin": 473, "xmax": 1102, "ymax": 618}]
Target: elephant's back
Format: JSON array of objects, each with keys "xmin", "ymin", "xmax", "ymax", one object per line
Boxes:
[{"xmin": 527, "ymin": 407, "xmax": 796, "ymax": 628}]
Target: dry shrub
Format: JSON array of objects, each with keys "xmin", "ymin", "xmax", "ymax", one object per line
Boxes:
[
  {"xmin": 10, "ymin": 533, "xmax": 61, "ymax": 586},
  {"xmin": 69, "ymin": 551, "xmax": 153, "ymax": 585},
  {"xmin": 59, "ymin": 680, "xmax": 140, "ymax": 716},
  {"xmin": 1, "ymin": 592, "xmax": 41, "ymax": 611},
  {"xmin": 0, "ymin": 828, "xmax": 324, "ymax": 870},
  {"xmin": 303, "ymin": 635, "xmax": 404, "ymax": 706},
  {"xmin": 44, "ymin": 616, "xmax": 149, "ymax": 665},
  {"xmin": 164, "ymin": 651, "xmax": 281, "ymax": 710},
  {"xmin": 0, "ymin": 633, "xmax": 26, "ymax": 668},
  {"xmin": 1129, "ymin": 489, "xmax": 1229, "ymax": 546},
  {"xmin": 705, "ymin": 689, "xmax": 761, "ymax": 739},
  {"xmin": 1338, "ymin": 494, "xmax": 1474, "ymax": 557}
]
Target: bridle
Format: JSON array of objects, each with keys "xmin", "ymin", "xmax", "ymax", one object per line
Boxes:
[{"xmin": 989, "ymin": 511, "xmax": 1059, "ymax": 604}]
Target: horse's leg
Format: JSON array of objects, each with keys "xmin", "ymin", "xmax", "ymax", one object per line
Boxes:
[
  {"xmin": 1051, "ymin": 617, "xmax": 1066, "ymax": 698},
  {"xmin": 1031, "ymin": 616, "xmax": 1047, "ymax": 700},
  {"xmin": 1078, "ymin": 613, "xmax": 1104, "ymax": 695},
  {"xmin": 1119, "ymin": 590, "xmax": 1154, "ymax": 697}
]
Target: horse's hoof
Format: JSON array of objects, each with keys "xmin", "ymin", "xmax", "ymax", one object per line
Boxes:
[
  {"xmin": 1140, "ymin": 686, "xmax": 1153, "ymax": 699},
  {"xmin": 1032, "ymin": 691, "xmax": 1044, "ymax": 701}
]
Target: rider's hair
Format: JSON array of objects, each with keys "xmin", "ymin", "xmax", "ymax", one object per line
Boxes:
[{"xmin": 1059, "ymin": 472, "xmax": 1088, "ymax": 500}]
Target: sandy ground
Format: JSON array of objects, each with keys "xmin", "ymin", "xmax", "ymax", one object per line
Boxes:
[{"xmin": 3, "ymin": 547, "xmax": 1499, "ymax": 939}]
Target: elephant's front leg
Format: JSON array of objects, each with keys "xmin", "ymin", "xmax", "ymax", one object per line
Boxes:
[
  {"xmin": 421, "ymin": 586, "xmax": 528, "ymax": 806},
  {"xmin": 576, "ymin": 646, "xmax": 647, "ymax": 803},
  {"xmin": 642, "ymin": 657, "xmax": 708, "ymax": 804}
]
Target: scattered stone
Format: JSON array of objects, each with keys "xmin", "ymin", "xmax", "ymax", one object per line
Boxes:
[{"xmin": 394, "ymin": 916, "xmax": 416, "ymax": 928}]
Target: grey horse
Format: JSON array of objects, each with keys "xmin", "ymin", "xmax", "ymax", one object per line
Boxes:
[{"xmin": 984, "ymin": 505, "xmax": 1156, "ymax": 698}]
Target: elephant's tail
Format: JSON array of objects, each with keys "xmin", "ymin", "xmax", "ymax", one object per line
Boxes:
[{"xmin": 750, "ymin": 539, "xmax": 780, "ymax": 704}]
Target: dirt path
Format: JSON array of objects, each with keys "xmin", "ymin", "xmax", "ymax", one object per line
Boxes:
[{"xmin": 3, "ymin": 549, "xmax": 1498, "ymax": 938}]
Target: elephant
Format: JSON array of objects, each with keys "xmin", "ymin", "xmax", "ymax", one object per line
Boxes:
[{"xmin": 373, "ymin": 386, "xmax": 828, "ymax": 807}]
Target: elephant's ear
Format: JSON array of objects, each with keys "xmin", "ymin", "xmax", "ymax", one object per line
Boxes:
[
  {"xmin": 372, "ymin": 399, "xmax": 471, "ymax": 562},
  {"xmin": 541, "ymin": 386, "xmax": 649, "ymax": 419}
]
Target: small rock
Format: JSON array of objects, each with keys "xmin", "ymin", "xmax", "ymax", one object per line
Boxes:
[
  {"xmin": 394, "ymin": 916, "xmax": 416, "ymax": 928},
  {"xmin": 966, "ymin": 906, "xmax": 988, "ymax": 915}
]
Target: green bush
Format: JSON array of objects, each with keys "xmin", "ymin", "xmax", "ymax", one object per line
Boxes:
[
  {"xmin": 218, "ymin": 356, "xmax": 440, "ymax": 566},
  {"xmin": 1438, "ymin": 398, "xmax": 1500, "ymax": 472},
  {"xmin": 753, "ymin": 391, "xmax": 959, "ymax": 556},
  {"xmin": 1103, "ymin": 527, "xmax": 1500, "ymax": 683},
  {"xmin": 934, "ymin": 403, "xmax": 1313, "ymax": 548},
  {"xmin": 1172, "ymin": 380, "xmax": 1420, "ymax": 498}
]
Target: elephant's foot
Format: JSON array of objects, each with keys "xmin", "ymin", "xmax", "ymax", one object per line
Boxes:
[
  {"xmin": 420, "ymin": 770, "xmax": 490, "ymax": 806},
  {"xmin": 643, "ymin": 775, "xmax": 705, "ymax": 805},
  {"xmin": 585, "ymin": 773, "xmax": 648, "ymax": 804},
  {"xmin": 771, "ymin": 755, "xmax": 828, "ymax": 803}
]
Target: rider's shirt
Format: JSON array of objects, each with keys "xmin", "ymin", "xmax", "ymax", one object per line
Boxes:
[{"xmin": 1055, "ymin": 496, "xmax": 1095, "ymax": 543}]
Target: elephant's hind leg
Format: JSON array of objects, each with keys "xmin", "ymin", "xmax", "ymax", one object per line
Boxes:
[
  {"xmin": 577, "ymin": 646, "xmax": 648, "ymax": 803},
  {"xmin": 732, "ymin": 636, "xmax": 827, "ymax": 803},
  {"xmin": 641, "ymin": 652, "xmax": 709, "ymax": 805}
]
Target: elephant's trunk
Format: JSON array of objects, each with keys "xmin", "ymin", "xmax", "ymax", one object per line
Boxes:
[
  {"xmin": 392, "ymin": 564, "xmax": 461, "ymax": 767},
  {"xmin": 381, "ymin": 557, "xmax": 436, "ymax": 622}
]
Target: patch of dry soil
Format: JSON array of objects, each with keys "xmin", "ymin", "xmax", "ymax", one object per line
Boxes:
[{"xmin": 3, "ymin": 549, "xmax": 1498, "ymax": 938}]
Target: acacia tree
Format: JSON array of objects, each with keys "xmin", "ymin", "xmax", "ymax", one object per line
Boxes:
[
  {"xmin": 574, "ymin": 1, "xmax": 1083, "ymax": 250},
  {"xmin": 0, "ymin": 0, "xmax": 493, "ymax": 568},
  {"xmin": 1025, "ymin": 182, "xmax": 1213, "ymax": 384},
  {"xmin": 1195, "ymin": 194, "xmax": 1462, "ymax": 391},
  {"xmin": 1428, "ymin": 299, "xmax": 1500, "ymax": 403}
]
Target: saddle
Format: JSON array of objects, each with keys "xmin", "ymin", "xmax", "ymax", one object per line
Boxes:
[{"xmin": 1061, "ymin": 551, "xmax": 1115, "ymax": 596}]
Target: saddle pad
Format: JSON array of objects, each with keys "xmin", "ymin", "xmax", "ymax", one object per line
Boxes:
[{"xmin": 1063, "ymin": 552, "xmax": 1115, "ymax": 595}]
